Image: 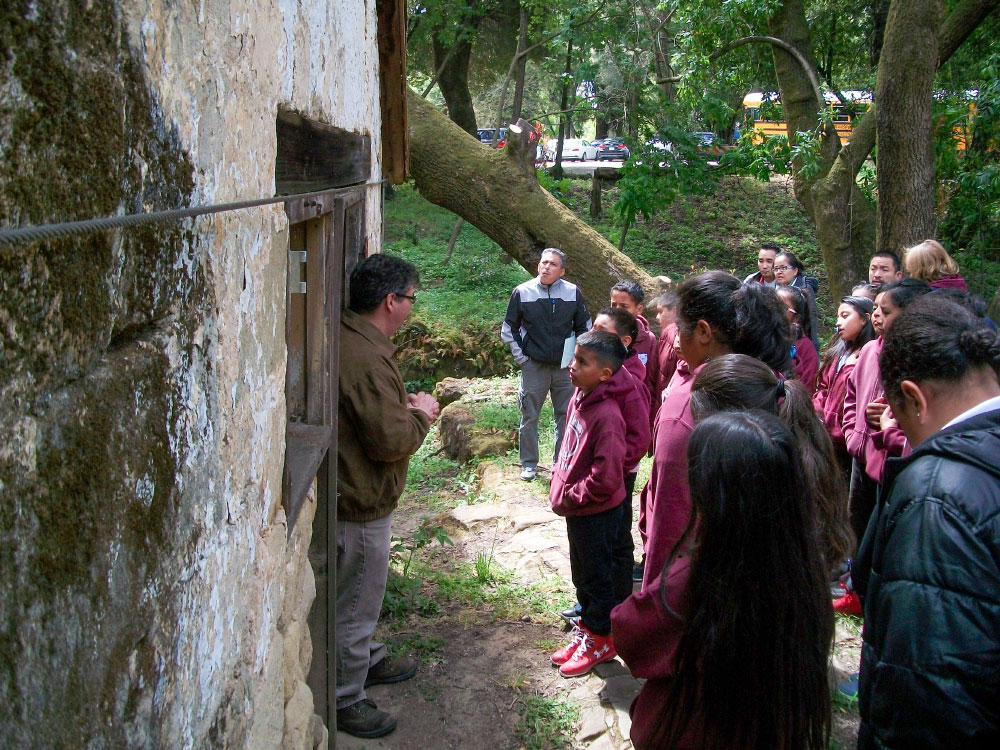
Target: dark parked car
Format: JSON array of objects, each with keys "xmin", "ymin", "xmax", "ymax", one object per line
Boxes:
[
  {"xmin": 477, "ymin": 127, "xmax": 508, "ymax": 147},
  {"xmin": 597, "ymin": 138, "xmax": 630, "ymax": 161}
]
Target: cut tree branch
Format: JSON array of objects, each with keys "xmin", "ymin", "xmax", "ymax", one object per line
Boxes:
[{"xmin": 710, "ymin": 35, "xmax": 823, "ymax": 108}]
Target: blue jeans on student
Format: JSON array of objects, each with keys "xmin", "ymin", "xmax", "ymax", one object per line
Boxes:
[{"xmin": 567, "ymin": 503, "xmax": 623, "ymax": 636}]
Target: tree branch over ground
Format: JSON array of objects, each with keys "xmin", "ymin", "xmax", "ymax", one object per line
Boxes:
[
  {"xmin": 710, "ymin": 35, "xmax": 823, "ymax": 107},
  {"xmin": 407, "ymin": 88, "xmax": 656, "ymax": 306}
]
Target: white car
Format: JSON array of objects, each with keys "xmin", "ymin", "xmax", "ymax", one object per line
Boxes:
[{"xmin": 557, "ymin": 139, "xmax": 598, "ymax": 161}]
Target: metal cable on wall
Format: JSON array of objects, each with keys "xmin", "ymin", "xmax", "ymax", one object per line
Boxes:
[{"xmin": 0, "ymin": 180, "xmax": 388, "ymax": 248}]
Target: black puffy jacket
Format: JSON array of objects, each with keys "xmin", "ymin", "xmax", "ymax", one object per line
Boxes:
[{"xmin": 854, "ymin": 408, "xmax": 1000, "ymax": 749}]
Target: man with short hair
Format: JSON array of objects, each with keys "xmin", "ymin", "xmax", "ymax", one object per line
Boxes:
[
  {"xmin": 868, "ymin": 251, "xmax": 904, "ymax": 286},
  {"xmin": 743, "ymin": 242, "xmax": 780, "ymax": 287},
  {"xmin": 336, "ymin": 254, "xmax": 440, "ymax": 739},
  {"xmin": 502, "ymin": 248, "xmax": 591, "ymax": 481}
]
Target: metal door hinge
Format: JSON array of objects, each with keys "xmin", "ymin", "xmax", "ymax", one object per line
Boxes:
[{"xmin": 289, "ymin": 250, "xmax": 307, "ymax": 294}]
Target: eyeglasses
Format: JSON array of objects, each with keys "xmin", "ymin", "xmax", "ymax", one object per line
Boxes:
[
  {"xmin": 773, "ymin": 265, "xmax": 794, "ymax": 272},
  {"xmin": 395, "ymin": 292, "xmax": 417, "ymax": 303}
]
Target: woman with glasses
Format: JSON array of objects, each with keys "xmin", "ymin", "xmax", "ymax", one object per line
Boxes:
[{"xmin": 773, "ymin": 251, "xmax": 820, "ymax": 351}]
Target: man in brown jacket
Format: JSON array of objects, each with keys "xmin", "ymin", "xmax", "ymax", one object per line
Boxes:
[{"xmin": 335, "ymin": 254, "xmax": 439, "ymax": 739}]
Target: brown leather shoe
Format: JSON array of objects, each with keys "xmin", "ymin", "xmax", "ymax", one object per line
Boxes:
[
  {"xmin": 364, "ymin": 654, "xmax": 417, "ymax": 687},
  {"xmin": 336, "ymin": 699, "xmax": 397, "ymax": 738}
]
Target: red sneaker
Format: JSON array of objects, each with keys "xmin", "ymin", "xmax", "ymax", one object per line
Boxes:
[
  {"xmin": 833, "ymin": 590, "xmax": 863, "ymax": 617},
  {"xmin": 559, "ymin": 626, "xmax": 616, "ymax": 678},
  {"xmin": 551, "ymin": 625, "xmax": 586, "ymax": 666}
]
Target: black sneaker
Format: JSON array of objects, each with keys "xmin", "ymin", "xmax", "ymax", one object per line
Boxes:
[
  {"xmin": 632, "ymin": 560, "xmax": 644, "ymax": 582},
  {"xmin": 560, "ymin": 602, "xmax": 582, "ymax": 624},
  {"xmin": 336, "ymin": 698, "xmax": 397, "ymax": 739},
  {"xmin": 365, "ymin": 655, "xmax": 417, "ymax": 688}
]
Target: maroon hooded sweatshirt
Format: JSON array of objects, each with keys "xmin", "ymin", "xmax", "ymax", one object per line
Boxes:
[
  {"xmin": 813, "ymin": 354, "xmax": 857, "ymax": 452},
  {"xmin": 612, "ymin": 555, "xmax": 711, "ymax": 749},
  {"xmin": 608, "ymin": 360, "xmax": 652, "ymax": 474},
  {"xmin": 638, "ymin": 361, "xmax": 702, "ymax": 589},
  {"xmin": 930, "ymin": 273, "xmax": 967, "ymax": 291},
  {"xmin": 549, "ymin": 379, "xmax": 626, "ymax": 517},
  {"xmin": 633, "ymin": 314, "xmax": 660, "ymax": 403},
  {"xmin": 792, "ymin": 334, "xmax": 819, "ymax": 395}
]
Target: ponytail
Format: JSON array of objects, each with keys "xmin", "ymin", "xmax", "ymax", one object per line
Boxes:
[{"xmin": 691, "ymin": 355, "xmax": 853, "ymax": 571}]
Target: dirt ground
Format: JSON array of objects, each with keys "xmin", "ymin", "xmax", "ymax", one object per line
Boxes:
[{"xmin": 335, "ymin": 448, "xmax": 861, "ymax": 750}]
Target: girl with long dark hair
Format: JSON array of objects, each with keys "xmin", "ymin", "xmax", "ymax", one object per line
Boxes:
[
  {"xmin": 689, "ymin": 354, "xmax": 854, "ymax": 574},
  {"xmin": 635, "ymin": 271, "xmax": 792, "ymax": 588},
  {"xmin": 613, "ymin": 411, "xmax": 834, "ymax": 749},
  {"xmin": 814, "ymin": 296, "xmax": 876, "ymax": 480},
  {"xmin": 777, "ymin": 285, "xmax": 819, "ymax": 393}
]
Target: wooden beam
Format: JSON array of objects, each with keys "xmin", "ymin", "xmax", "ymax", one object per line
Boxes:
[
  {"xmin": 377, "ymin": 0, "xmax": 409, "ymax": 184},
  {"xmin": 275, "ymin": 110, "xmax": 371, "ymax": 194}
]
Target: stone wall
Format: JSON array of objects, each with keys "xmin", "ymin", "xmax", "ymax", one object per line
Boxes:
[{"xmin": 0, "ymin": 1, "xmax": 382, "ymax": 746}]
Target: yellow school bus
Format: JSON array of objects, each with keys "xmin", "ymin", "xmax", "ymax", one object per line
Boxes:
[
  {"xmin": 742, "ymin": 91, "xmax": 872, "ymax": 145},
  {"xmin": 742, "ymin": 90, "xmax": 973, "ymax": 151}
]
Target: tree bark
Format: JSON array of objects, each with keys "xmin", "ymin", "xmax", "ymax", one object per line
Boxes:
[
  {"xmin": 406, "ymin": 89, "xmax": 655, "ymax": 305},
  {"xmin": 511, "ymin": 6, "xmax": 529, "ymax": 122},
  {"xmin": 875, "ymin": 0, "xmax": 939, "ymax": 255},
  {"xmin": 552, "ymin": 39, "xmax": 574, "ymax": 179},
  {"xmin": 432, "ymin": 8, "xmax": 480, "ymax": 136}
]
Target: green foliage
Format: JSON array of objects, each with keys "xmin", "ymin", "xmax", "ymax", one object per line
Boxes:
[
  {"xmin": 385, "ymin": 184, "xmax": 528, "ymax": 379},
  {"xmin": 937, "ymin": 54, "xmax": 1000, "ymax": 298},
  {"xmin": 789, "ymin": 128, "xmax": 825, "ymax": 181},
  {"xmin": 536, "ymin": 167, "xmax": 573, "ymax": 204},
  {"xmin": 720, "ymin": 133, "xmax": 792, "ymax": 181},
  {"xmin": 515, "ymin": 694, "xmax": 580, "ymax": 750}
]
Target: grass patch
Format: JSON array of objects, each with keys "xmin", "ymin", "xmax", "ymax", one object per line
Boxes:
[
  {"xmin": 432, "ymin": 561, "xmax": 572, "ymax": 622},
  {"xmin": 388, "ymin": 634, "xmax": 448, "ymax": 666},
  {"xmin": 515, "ymin": 694, "xmax": 580, "ymax": 750}
]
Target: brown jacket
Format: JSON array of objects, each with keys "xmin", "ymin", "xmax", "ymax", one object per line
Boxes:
[{"xmin": 337, "ymin": 309, "xmax": 430, "ymax": 521}]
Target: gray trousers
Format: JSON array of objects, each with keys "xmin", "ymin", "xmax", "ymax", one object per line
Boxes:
[
  {"xmin": 518, "ymin": 358, "xmax": 573, "ymax": 469},
  {"xmin": 335, "ymin": 512, "xmax": 392, "ymax": 709}
]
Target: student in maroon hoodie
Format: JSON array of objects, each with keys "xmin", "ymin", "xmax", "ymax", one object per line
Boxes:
[
  {"xmin": 843, "ymin": 281, "xmax": 929, "ymax": 536},
  {"xmin": 591, "ymin": 307, "xmax": 652, "ymax": 604},
  {"xmin": 610, "ymin": 280, "xmax": 660, "ymax": 402},
  {"xmin": 612, "ymin": 411, "xmax": 832, "ymax": 750},
  {"xmin": 651, "ymin": 292, "xmax": 680, "ymax": 409},
  {"xmin": 549, "ymin": 330, "xmax": 628, "ymax": 678},
  {"xmin": 777, "ymin": 285, "xmax": 819, "ymax": 394},
  {"xmin": 813, "ymin": 296, "xmax": 876, "ymax": 483},
  {"xmin": 639, "ymin": 272, "xmax": 792, "ymax": 590}
]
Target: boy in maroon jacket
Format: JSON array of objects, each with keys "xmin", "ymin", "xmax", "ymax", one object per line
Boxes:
[
  {"xmin": 610, "ymin": 280, "xmax": 659, "ymax": 401},
  {"xmin": 549, "ymin": 330, "xmax": 628, "ymax": 678}
]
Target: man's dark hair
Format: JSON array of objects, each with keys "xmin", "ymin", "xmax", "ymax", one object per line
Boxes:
[
  {"xmin": 596, "ymin": 306, "xmax": 639, "ymax": 346},
  {"xmin": 541, "ymin": 247, "xmax": 566, "ymax": 267},
  {"xmin": 348, "ymin": 254, "xmax": 420, "ymax": 313},
  {"xmin": 871, "ymin": 250, "xmax": 902, "ymax": 273},
  {"xmin": 760, "ymin": 241, "xmax": 781, "ymax": 252},
  {"xmin": 577, "ymin": 330, "xmax": 627, "ymax": 372},
  {"xmin": 611, "ymin": 279, "xmax": 645, "ymax": 304}
]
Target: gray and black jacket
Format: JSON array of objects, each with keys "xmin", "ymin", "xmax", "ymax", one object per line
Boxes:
[{"xmin": 501, "ymin": 277, "xmax": 591, "ymax": 366}]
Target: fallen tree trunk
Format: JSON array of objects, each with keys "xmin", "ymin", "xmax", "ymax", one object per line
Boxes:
[{"xmin": 406, "ymin": 88, "xmax": 656, "ymax": 308}]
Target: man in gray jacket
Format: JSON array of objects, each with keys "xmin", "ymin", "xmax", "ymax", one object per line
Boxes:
[{"xmin": 501, "ymin": 248, "xmax": 591, "ymax": 480}]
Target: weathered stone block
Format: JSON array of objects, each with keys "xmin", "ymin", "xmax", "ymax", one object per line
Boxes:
[
  {"xmin": 438, "ymin": 402, "xmax": 516, "ymax": 463},
  {"xmin": 432, "ymin": 376, "xmax": 474, "ymax": 407}
]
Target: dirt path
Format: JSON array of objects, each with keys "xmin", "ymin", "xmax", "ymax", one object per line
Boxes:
[{"xmin": 336, "ymin": 443, "xmax": 861, "ymax": 749}]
